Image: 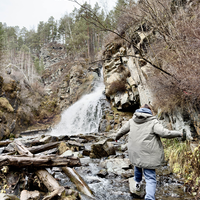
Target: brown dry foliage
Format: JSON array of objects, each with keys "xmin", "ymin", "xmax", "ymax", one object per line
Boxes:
[
  {"xmin": 107, "ymin": 80, "xmax": 127, "ymax": 96},
  {"xmin": 118, "ymin": 0, "xmax": 200, "ymax": 110}
]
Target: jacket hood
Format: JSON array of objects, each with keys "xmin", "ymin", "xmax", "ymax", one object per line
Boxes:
[
  {"xmin": 135, "ymin": 108, "xmax": 152, "ymax": 115},
  {"xmin": 133, "ymin": 112, "xmax": 156, "ymax": 124}
]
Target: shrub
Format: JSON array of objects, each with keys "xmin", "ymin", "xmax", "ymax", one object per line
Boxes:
[{"xmin": 107, "ymin": 79, "xmax": 126, "ymax": 96}]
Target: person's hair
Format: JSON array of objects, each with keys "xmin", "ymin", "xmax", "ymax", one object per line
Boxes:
[{"xmin": 141, "ymin": 104, "xmax": 152, "ymax": 111}]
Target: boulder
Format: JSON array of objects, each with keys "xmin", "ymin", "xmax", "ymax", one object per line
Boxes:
[
  {"xmin": 129, "ymin": 178, "xmax": 145, "ymax": 198},
  {"xmin": 90, "ymin": 139, "xmax": 116, "ymax": 158},
  {"xmin": 100, "ymin": 158, "xmax": 132, "ymax": 176}
]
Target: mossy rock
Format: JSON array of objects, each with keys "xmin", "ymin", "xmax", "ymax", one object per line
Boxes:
[
  {"xmin": 3, "ymin": 81, "xmax": 17, "ymax": 92},
  {"xmin": 58, "ymin": 141, "xmax": 70, "ymax": 155},
  {"xmin": 0, "ymin": 97, "xmax": 14, "ymax": 112}
]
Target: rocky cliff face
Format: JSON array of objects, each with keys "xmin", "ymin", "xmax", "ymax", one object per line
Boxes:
[{"xmin": 101, "ymin": 30, "xmax": 199, "ymax": 139}]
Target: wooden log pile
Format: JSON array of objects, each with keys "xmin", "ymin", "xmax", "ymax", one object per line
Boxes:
[{"xmin": 0, "ymin": 137, "xmax": 94, "ymax": 200}]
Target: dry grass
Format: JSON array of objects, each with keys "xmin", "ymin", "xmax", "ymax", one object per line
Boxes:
[{"xmin": 107, "ymin": 79, "xmax": 127, "ymax": 96}]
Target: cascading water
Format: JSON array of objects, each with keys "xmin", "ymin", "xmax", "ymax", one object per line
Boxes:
[{"xmin": 49, "ymin": 68, "xmax": 105, "ymax": 136}]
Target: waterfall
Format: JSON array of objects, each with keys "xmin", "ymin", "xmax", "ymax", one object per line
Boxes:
[{"xmin": 49, "ymin": 68, "xmax": 105, "ymax": 136}]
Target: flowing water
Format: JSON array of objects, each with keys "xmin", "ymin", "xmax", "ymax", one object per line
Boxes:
[
  {"xmin": 49, "ymin": 69, "xmax": 105, "ymax": 136},
  {"xmin": 46, "ymin": 68, "xmax": 194, "ymax": 200}
]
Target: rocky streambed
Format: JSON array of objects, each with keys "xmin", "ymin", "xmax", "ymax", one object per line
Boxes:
[{"xmin": 0, "ymin": 131, "xmax": 194, "ymax": 200}]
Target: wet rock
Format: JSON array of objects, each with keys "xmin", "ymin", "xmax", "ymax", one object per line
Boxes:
[
  {"xmin": 156, "ymin": 165, "xmax": 172, "ymax": 176},
  {"xmin": 58, "ymin": 135, "xmax": 70, "ymax": 141},
  {"xmin": 82, "ymin": 149, "xmax": 91, "ymax": 156},
  {"xmin": 121, "ymin": 143, "xmax": 128, "ymax": 151},
  {"xmin": 79, "ymin": 134, "xmax": 99, "ymax": 142},
  {"xmin": 80, "ymin": 157, "xmax": 91, "ymax": 166},
  {"xmin": 61, "ymin": 150, "xmax": 73, "ymax": 157},
  {"xmin": 58, "ymin": 141, "xmax": 70, "ymax": 154},
  {"xmin": 129, "ymin": 178, "xmax": 145, "ymax": 198},
  {"xmin": 100, "ymin": 158, "xmax": 131, "ymax": 176},
  {"xmin": 97, "ymin": 169, "xmax": 108, "ymax": 178},
  {"xmin": 68, "ymin": 140, "xmax": 85, "ymax": 151},
  {"xmin": 121, "ymin": 169, "xmax": 134, "ymax": 179},
  {"xmin": 90, "ymin": 139, "xmax": 116, "ymax": 158}
]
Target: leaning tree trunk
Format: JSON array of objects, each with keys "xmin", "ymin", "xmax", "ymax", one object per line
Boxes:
[{"xmin": 62, "ymin": 166, "xmax": 94, "ymax": 198}]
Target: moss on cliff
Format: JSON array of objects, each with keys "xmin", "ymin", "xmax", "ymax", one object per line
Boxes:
[{"xmin": 0, "ymin": 97, "xmax": 14, "ymax": 113}]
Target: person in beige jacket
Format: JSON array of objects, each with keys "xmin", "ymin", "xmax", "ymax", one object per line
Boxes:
[{"xmin": 115, "ymin": 104, "xmax": 185, "ymax": 200}]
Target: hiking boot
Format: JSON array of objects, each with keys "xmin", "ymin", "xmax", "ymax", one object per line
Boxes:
[{"xmin": 135, "ymin": 182, "xmax": 141, "ymax": 192}]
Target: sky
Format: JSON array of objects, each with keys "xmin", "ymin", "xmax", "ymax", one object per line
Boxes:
[{"xmin": 0, "ymin": 0, "xmax": 117, "ymax": 30}]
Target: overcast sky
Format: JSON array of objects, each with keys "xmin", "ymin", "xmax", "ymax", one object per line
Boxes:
[{"xmin": 0, "ymin": 0, "xmax": 117, "ymax": 30}]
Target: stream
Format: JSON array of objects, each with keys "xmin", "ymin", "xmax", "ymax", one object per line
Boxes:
[
  {"xmin": 21, "ymin": 132, "xmax": 194, "ymax": 200},
  {"xmin": 44, "ymin": 68, "xmax": 194, "ymax": 200}
]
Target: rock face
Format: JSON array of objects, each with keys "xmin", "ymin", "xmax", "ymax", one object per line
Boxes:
[
  {"xmin": 102, "ymin": 45, "xmax": 140, "ymax": 112},
  {"xmin": 102, "ymin": 28, "xmax": 200, "ymax": 138},
  {"xmin": 41, "ymin": 46, "xmax": 101, "ymax": 111},
  {"xmin": 40, "ymin": 43, "xmax": 67, "ymax": 70}
]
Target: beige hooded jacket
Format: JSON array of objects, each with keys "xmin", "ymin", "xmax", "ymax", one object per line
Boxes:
[{"xmin": 115, "ymin": 112, "xmax": 182, "ymax": 169}]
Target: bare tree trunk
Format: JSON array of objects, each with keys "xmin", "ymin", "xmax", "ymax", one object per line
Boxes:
[{"xmin": 62, "ymin": 167, "xmax": 94, "ymax": 198}]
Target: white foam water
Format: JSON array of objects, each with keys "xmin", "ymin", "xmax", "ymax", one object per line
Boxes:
[{"xmin": 49, "ymin": 69, "xmax": 105, "ymax": 136}]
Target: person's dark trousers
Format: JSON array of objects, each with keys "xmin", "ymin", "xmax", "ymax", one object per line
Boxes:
[{"xmin": 134, "ymin": 166, "xmax": 156, "ymax": 200}]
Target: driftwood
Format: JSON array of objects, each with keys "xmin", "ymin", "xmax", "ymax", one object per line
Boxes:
[
  {"xmin": 0, "ymin": 140, "xmax": 12, "ymax": 147},
  {"xmin": 62, "ymin": 166, "xmax": 94, "ymax": 198},
  {"xmin": 13, "ymin": 140, "xmax": 33, "ymax": 157},
  {"xmin": 28, "ymin": 142, "xmax": 60, "ymax": 154},
  {"xmin": 0, "ymin": 155, "xmax": 81, "ymax": 167},
  {"xmin": 2, "ymin": 141, "xmax": 60, "ymax": 155},
  {"xmin": 36, "ymin": 169, "xmax": 65, "ymax": 200}
]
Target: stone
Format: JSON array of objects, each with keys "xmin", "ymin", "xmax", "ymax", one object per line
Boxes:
[
  {"xmin": 68, "ymin": 140, "xmax": 85, "ymax": 151},
  {"xmin": 121, "ymin": 143, "xmax": 128, "ymax": 151},
  {"xmin": 82, "ymin": 149, "xmax": 91, "ymax": 156},
  {"xmin": 20, "ymin": 190, "xmax": 40, "ymax": 200},
  {"xmin": 127, "ymin": 77, "xmax": 136, "ymax": 87},
  {"xmin": 90, "ymin": 139, "xmax": 116, "ymax": 158},
  {"xmin": 58, "ymin": 141, "xmax": 70, "ymax": 154},
  {"xmin": 120, "ymin": 92, "xmax": 129, "ymax": 107},
  {"xmin": 97, "ymin": 168, "xmax": 108, "ymax": 178},
  {"xmin": 100, "ymin": 158, "xmax": 131, "ymax": 176},
  {"xmin": 129, "ymin": 177, "xmax": 145, "ymax": 198}
]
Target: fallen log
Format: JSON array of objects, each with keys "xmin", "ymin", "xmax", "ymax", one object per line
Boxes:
[
  {"xmin": 27, "ymin": 142, "xmax": 60, "ymax": 154},
  {"xmin": 0, "ymin": 155, "xmax": 81, "ymax": 167},
  {"xmin": 0, "ymin": 140, "xmax": 12, "ymax": 147},
  {"xmin": 62, "ymin": 166, "xmax": 94, "ymax": 198},
  {"xmin": 36, "ymin": 169, "xmax": 65, "ymax": 200},
  {"xmin": 13, "ymin": 141, "xmax": 33, "ymax": 157}
]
